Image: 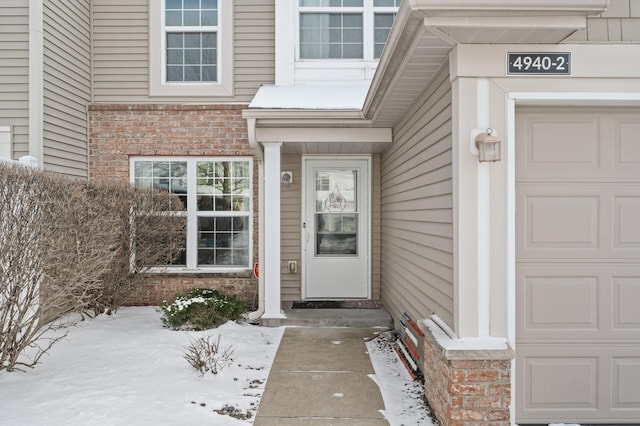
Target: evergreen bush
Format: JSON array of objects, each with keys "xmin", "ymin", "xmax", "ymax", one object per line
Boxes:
[{"xmin": 160, "ymin": 288, "xmax": 245, "ymax": 331}]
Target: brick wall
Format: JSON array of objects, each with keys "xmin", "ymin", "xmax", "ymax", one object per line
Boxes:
[
  {"xmin": 422, "ymin": 320, "xmax": 513, "ymax": 426},
  {"xmin": 88, "ymin": 104, "xmax": 258, "ymax": 306}
]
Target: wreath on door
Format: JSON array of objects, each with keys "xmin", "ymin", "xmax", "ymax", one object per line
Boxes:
[{"xmin": 324, "ymin": 186, "xmax": 346, "ymax": 212}]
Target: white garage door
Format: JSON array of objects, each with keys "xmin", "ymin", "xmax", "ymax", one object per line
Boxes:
[{"xmin": 516, "ymin": 108, "xmax": 640, "ymax": 424}]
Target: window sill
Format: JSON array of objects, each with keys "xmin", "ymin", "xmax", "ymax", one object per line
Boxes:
[
  {"xmin": 148, "ymin": 81, "xmax": 234, "ymax": 98},
  {"xmin": 142, "ymin": 266, "xmax": 251, "ymax": 275}
]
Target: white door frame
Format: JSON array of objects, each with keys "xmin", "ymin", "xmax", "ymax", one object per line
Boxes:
[{"xmin": 301, "ymin": 155, "xmax": 372, "ymax": 300}]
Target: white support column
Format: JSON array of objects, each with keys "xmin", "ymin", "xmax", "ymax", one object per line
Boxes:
[
  {"xmin": 476, "ymin": 78, "xmax": 492, "ymax": 337},
  {"xmin": 262, "ymin": 142, "xmax": 285, "ymax": 318}
]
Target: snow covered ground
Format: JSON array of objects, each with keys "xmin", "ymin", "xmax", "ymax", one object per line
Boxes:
[{"xmin": 0, "ymin": 307, "xmax": 431, "ymax": 426}]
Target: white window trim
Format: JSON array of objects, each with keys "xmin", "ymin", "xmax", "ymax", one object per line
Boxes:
[
  {"xmin": 149, "ymin": 1, "xmax": 234, "ymax": 97},
  {"xmin": 130, "ymin": 156, "xmax": 253, "ymax": 274}
]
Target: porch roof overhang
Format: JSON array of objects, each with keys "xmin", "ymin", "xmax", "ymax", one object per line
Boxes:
[{"xmin": 243, "ymin": 0, "xmax": 609, "ymax": 153}]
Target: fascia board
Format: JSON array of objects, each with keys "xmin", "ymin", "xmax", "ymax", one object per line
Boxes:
[{"xmin": 408, "ymin": 0, "xmax": 609, "ymax": 15}]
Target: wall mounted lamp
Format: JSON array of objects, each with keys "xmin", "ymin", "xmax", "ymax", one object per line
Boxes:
[{"xmin": 471, "ymin": 128, "xmax": 502, "ymax": 163}]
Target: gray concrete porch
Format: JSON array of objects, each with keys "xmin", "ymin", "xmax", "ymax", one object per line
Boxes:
[{"xmin": 259, "ymin": 301, "xmax": 394, "ymax": 329}]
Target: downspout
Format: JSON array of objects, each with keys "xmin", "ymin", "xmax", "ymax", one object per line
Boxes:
[{"xmin": 246, "ymin": 118, "xmax": 265, "ymax": 321}]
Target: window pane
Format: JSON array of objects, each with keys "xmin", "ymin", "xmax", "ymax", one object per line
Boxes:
[
  {"xmin": 342, "ymin": 43, "xmax": 362, "ymax": 58},
  {"xmin": 184, "ymin": 33, "xmax": 200, "ymax": 48},
  {"xmin": 167, "ymin": 33, "xmax": 183, "ymax": 48},
  {"xmin": 300, "ymin": 0, "xmax": 363, "ymax": 6},
  {"xmin": 374, "ymin": 13, "xmax": 396, "ymax": 58},
  {"xmin": 167, "ymin": 49, "xmax": 183, "ymax": 65},
  {"xmin": 342, "ymin": 14, "xmax": 362, "ymax": 28},
  {"xmin": 184, "ymin": 0, "xmax": 199, "ymax": 10},
  {"xmin": 201, "ymin": 10, "xmax": 217, "ymax": 26},
  {"xmin": 202, "ymin": 48, "xmax": 215, "ymax": 64},
  {"xmin": 202, "ymin": 0, "xmax": 217, "ymax": 9},
  {"xmin": 166, "ymin": 0, "xmax": 181, "ymax": 9},
  {"xmin": 184, "ymin": 65, "xmax": 200, "ymax": 81},
  {"xmin": 165, "ymin": 10, "xmax": 182, "ymax": 26},
  {"xmin": 234, "ymin": 161, "xmax": 249, "ymax": 177},
  {"xmin": 167, "ymin": 66, "xmax": 183, "ymax": 81},
  {"xmin": 183, "ymin": 11, "xmax": 199, "ymax": 26},
  {"xmin": 202, "ymin": 32, "xmax": 217, "ymax": 47},
  {"xmin": 134, "ymin": 161, "xmax": 153, "ymax": 177},
  {"xmin": 185, "ymin": 49, "xmax": 200, "ymax": 64},
  {"xmin": 202, "ymin": 66, "xmax": 216, "ymax": 81},
  {"xmin": 374, "ymin": 0, "xmax": 400, "ymax": 6},
  {"xmin": 343, "ymin": 28, "xmax": 362, "ymax": 42}
]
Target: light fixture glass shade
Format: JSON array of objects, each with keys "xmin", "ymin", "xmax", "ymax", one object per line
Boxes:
[{"xmin": 475, "ymin": 133, "xmax": 501, "ymax": 162}]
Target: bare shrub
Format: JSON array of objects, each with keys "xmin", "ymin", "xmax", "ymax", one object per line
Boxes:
[
  {"xmin": 86, "ymin": 185, "xmax": 186, "ymax": 316},
  {"xmin": 0, "ymin": 163, "xmax": 185, "ymax": 371},
  {"xmin": 184, "ymin": 335, "xmax": 234, "ymax": 375}
]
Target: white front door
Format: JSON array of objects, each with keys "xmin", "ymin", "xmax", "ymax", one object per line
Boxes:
[{"xmin": 303, "ymin": 158, "xmax": 370, "ymax": 299}]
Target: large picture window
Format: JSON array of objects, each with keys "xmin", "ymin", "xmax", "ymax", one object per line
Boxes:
[
  {"xmin": 298, "ymin": 0, "xmax": 400, "ymax": 60},
  {"xmin": 131, "ymin": 157, "xmax": 252, "ymax": 271}
]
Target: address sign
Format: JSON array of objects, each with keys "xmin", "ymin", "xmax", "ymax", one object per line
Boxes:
[{"xmin": 507, "ymin": 52, "xmax": 571, "ymax": 75}]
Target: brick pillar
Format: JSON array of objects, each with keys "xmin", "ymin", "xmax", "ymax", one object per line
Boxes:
[{"xmin": 421, "ymin": 319, "xmax": 514, "ymax": 426}]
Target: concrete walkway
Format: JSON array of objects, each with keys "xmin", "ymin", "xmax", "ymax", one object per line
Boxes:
[{"xmin": 254, "ymin": 327, "xmax": 389, "ymax": 425}]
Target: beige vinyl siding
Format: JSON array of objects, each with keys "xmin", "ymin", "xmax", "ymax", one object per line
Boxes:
[
  {"xmin": 92, "ymin": 0, "xmax": 275, "ymax": 104},
  {"xmin": 92, "ymin": 0, "xmax": 149, "ymax": 101},
  {"xmin": 280, "ymin": 154, "xmax": 303, "ymax": 301},
  {"xmin": 380, "ymin": 64, "xmax": 454, "ymax": 327},
  {"xmin": 0, "ymin": 1, "xmax": 29, "ymax": 159},
  {"xmin": 43, "ymin": 0, "xmax": 91, "ymax": 177},
  {"xmin": 235, "ymin": 1, "xmax": 275, "ymax": 99},
  {"xmin": 565, "ymin": 0, "xmax": 640, "ymax": 42}
]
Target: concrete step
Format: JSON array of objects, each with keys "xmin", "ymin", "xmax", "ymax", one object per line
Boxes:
[{"xmin": 258, "ymin": 302, "xmax": 394, "ymax": 329}]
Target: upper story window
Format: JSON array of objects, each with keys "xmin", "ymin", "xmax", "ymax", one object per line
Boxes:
[
  {"xmin": 149, "ymin": 0, "xmax": 234, "ymax": 97},
  {"xmin": 298, "ymin": 0, "xmax": 400, "ymax": 61},
  {"xmin": 165, "ymin": 0, "xmax": 218, "ymax": 83}
]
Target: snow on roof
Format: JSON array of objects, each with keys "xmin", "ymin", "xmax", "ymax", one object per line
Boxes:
[{"xmin": 248, "ymin": 83, "xmax": 370, "ymax": 110}]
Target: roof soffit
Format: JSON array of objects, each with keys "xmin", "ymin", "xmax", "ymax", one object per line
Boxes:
[{"xmin": 365, "ymin": 0, "xmax": 610, "ymax": 127}]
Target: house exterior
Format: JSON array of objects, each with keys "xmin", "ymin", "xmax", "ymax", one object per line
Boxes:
[{"xmin": 2, "ymin": 0, "xmax": 640, "ymax": 424}]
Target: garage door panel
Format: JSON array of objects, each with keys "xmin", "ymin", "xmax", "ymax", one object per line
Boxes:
[
  {"xmin": 518, "ymin": 110, "xmax": 640, "ymax": 180},
  {"xmin": 519, "ymin": 114, "xmax": 600, "ymax": 174},
  {"xmin": 517, "ymin": 346, "xmax": 640, "ymax": 422},
  {"xmin": 612, "ymin": 357, "xmax": 640, "ymax": 408},
  {"xmin": 522, "ymin": 274, "xmax": 599, "ymax": 332},
  {"xmin": 613, "ymin": 277, "xmax": 640, "ymax": 330},
  {"xmin": 518, "ymin": 185, "xmax": 640, "ymax": 259},
  {"xmin": 614, "ymin": 196, "xmax": 640, "ymax": 248},
  {"xmin": 615, "ymin": 117, "xmax": 640, "ymax": 170},
  {"xmin": 524, "ymin": 194, "xmax": 598, "ymax": 248},
  {"xmin": 518, "ymin": 265, "xmax": 640, "ymax": 341},
  {"xmin": 519, "ymin": 353, "xmax": 599, "ymax": 410}
]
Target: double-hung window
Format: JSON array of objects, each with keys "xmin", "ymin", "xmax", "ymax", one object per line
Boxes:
[
  {"xmin": 131, "ymin": 157, "xmax": 252, "ymax": 271},
  {"xmin": 149, "ymin": 0, "xmax": 233, "ymax": 97},
  {"xmin": 165, "ymin": 0, "xmax": 218, "ymax": 83},
  {"xmin": 298, "ymin": 0, "xmax": 400, "ymax": 61}
]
